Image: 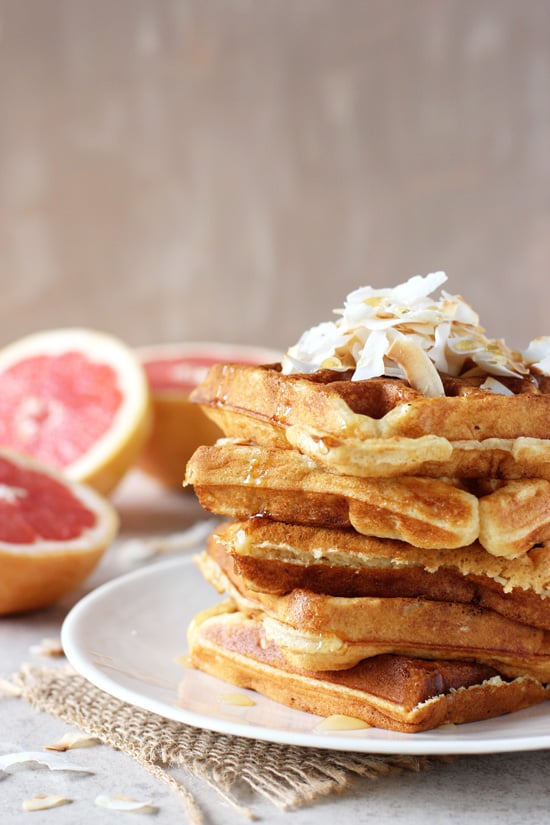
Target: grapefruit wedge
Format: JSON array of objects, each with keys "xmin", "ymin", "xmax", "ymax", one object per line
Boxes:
[
  {"xmin": 137, "ymin": 342, "xmax": 281, "ymax": 488},
  {"xmin": 0, "ymin": 448, "xmax": 119, "ymax": 615},
  {"xmin": 0, "ymin": 328, "xmax": 152, "ymax": 495}
]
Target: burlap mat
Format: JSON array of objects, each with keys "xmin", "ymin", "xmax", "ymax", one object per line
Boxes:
[{"xmin": 12, "ymin": 664, "xmax": 434, "ymax": 823}]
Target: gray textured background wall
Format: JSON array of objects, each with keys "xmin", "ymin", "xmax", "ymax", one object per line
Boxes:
[{"xmin": 1, "ymin": 0, "xmax": 549, "ymax": 353}]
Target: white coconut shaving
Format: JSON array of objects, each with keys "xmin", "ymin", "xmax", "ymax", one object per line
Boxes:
[
  {"xmin": 44, "ymin": 731, "xmax": 101, "ymax": 751},
  {"xmin": 282, "ymin": 272, "xmax": 549, "ymax": 392},
  {"xmin": 524, "ymin": 336, "xmax": 550, "ymax": 375},
  {"xmin": 95, "ymin": 794, "xmax": 156, "ymax": 813},
  {"xmin": 22, "ymin": 794, "xmax": 72, "ymax": 812},
  {"xmin": 0, "ymin": 750, "xmax": 92, "ymax": 774}
]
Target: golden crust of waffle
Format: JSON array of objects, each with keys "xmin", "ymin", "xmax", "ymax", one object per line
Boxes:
[
  {"xmin": 259, "ymin": 600, "xmax": 550, "ymax": 681},
  {"xmin": 185, "ymin": 442, "xmax": 550, "ymax": 557},
  {"xmin": 207, "ymin": 520, "xmax": 550, "ymax": 630},
  {"xmin": 192, "ymin": 363, "xmax": 550, "ymax": 479},
  {"xmin": 284, "ymin": 428, "xmax": 550, "ymax": 481},
  {"xmin": 187, "ymin": 604, "xmax": 550, "ymax": 733},
  {"xmin": 191, "ymin": 363, "xmax": 550, "ymax": 439},
  {"xmin": 185, "ymin": 442, "xmax": 478, "ymax": 549},
  {"xmin": 476, "ymin": 479, "xmax": 550, "ymax": 558},
  {"xmin": 196, "ymin": 548, "xmax": 550, "ymax": 681}
]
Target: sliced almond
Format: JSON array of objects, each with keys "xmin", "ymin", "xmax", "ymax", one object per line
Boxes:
[{"xmin": 22, "ymin": 794, "xmax": 71, "ymax": 812}]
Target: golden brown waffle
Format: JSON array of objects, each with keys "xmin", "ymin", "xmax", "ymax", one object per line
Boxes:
[
  {"xmin": 285, "ymin": 429, "xmax": 550, "ymax": 481},
  {"xmin": 185, "ymin": 442, "xmax": 477, "ymax": 549},
  {"xmin": 184, "ymin": 442, "xmax": 550, "ymax": 556},
  {"xmin": 187, "ymin": 604, "xmax": 550, "ymax": 733},
  {"xmin": 191, "ymin": 363, "xmax": 550, "ymax": 440},
  {"xmin": 196, "ymin": 548, "xmax": 550, "ymax": 681},
  {"xmin": 185, "ymin": 351, "xmax": 550, "ymax": 730},
  {"xmin": 476, "ymin": 478, "xmax": 550, "ymax": 558},
  {"xmin": 207, "ymin": 520, "xmax": 550, "ymax": 630},
  {"xmin": 191, "ymin": 363, "xmax": 550, "ymax": 479},
  {"xmin": 258, "ymin": 603, "xmax": 550, "ymax": 681}
]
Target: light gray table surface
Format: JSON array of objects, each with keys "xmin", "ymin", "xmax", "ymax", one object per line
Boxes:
[{"xmin": 1, "ymin": 471, "xmax": 549, "ymax": 825}]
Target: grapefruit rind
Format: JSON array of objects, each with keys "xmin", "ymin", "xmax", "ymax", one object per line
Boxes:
[
  {"xmin": 0, "ymin": 328, "xmax": 153, "ymax": 495},
  {"xmin": 0, "ymin": 448, "xmax": 119, "ymax": 615},
  {"xmin": 136, "ymin": 342, "xmax": 281, "ymax": 489}
]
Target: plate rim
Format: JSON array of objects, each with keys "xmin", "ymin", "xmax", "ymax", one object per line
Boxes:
[{"xmin": 61, "ymin": 555, "xmax": 550, "ymax": 756}]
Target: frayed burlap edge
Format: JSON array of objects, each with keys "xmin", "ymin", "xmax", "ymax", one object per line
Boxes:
[{"xmin": 11, "ymin": 665, "xmax": 434, "ymax": 823}]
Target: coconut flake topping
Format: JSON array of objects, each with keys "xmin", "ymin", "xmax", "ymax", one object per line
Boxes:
[{"xmin": 282, "ymin": 272, "xmax": 549, "ymax": 394}]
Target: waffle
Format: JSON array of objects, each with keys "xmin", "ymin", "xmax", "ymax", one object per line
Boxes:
[
  {"xmin": 187, "ymin": 603, "xmax": 550, "ymax": 733},
  {"xmin": 196, "ymin": 547, "xmax": 550, "ymax": 681},
  {"xmin": 184, "ymin": 276, "xmax": 550, "ymax": 732},
  {"xmin": 184, "ymin": 442, "xmax": 550, "ymax": 556},
  {"xmin": 207, "ymin": 520, "xmax": 550, "ymax": 629},
  {"xmin": 259, "ymin": 604, "xmax": 550, "ymax": 681},
  {"xmin": 477, "ymin": 479, "xmax": 550, "ymax": 558},
  {"xmin": 190, "ymin": 363, "xmax": 550, "ymax": 479}
]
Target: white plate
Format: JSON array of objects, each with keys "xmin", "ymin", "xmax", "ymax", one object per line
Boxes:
[{"xmin": 61, "ymin": 555, "xmax": 550, "ymax": 755}]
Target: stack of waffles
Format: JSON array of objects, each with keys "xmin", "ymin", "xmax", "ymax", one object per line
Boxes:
[{"xmin": 184, "ymin": 273, "xmax": 550, "ymax": 732}]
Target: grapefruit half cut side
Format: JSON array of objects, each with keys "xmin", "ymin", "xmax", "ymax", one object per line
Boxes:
[
  {"xmin": 0, "ymin": 448, "xmax": 119, "ymax": 615},
  {"xmin": 0, "ymin": 328, "xmax": 152, "ymax": 495},
  {"xmin": 137, "ymin": 342, "xmax": 281, "ymax": 488}
]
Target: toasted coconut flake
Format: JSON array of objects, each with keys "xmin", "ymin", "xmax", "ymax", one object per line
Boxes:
[
  {"xmin": 479, "ymin": 377, "xmax": 515, "ymax": 396},
  {"xmin": 0, "ymin": 750, "xmax": 92, "ymax": 774},
  {"xmin": 524, "ymin": 336, "xmax": 550, "ymax": 376},
  {"xmin": 282, "ymin": 271, "xmax": 535, "ymax": 386},
  {"xmin": 22, "ymin": 794, "xmax": 71, "ymax": 812},
  {"xmin": 386, "ymin": 336, "xmax": 444, "ymax": 397},
  {"xmin": 0, "ymin": 678, "xmax": 23, "ymax": 697},
  {"xmin": 352, "ymin": 329, "xmax": 388, "ymax": 380},
  {"xmin": 94, "ymin": 794, "xmax": 156, "ymax": 813},
  {"xmin": 29, "ymin": 637, "xmax": 64, "ymax": 658},
  {"xmin": 44, "ymin": 731, "xmax": 102, "ymax": 751}
]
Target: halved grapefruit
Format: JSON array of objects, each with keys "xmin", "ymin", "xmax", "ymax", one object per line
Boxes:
[
  {"xmin": 0, "ymin": 448, "xmax": 119, "ymax": 615},
  {"xmin": 137, "ymin": 342, "xmax": 281, "ymax": 488},
  {"xmin": 0, "ymin": 328, "xmax": 152, "ymax": 495}
]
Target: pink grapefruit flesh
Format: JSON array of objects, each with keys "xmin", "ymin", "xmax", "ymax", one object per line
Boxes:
[
  {"xmin": 0, "ymin": 454, "xmax": 96, "ymax": 543},
  {"xmin": 0, "ymin": 329, "xmax": 152, "ymax": 495},
  {"xmin": 137, "ymin": 343, "xmax": 281, "ymax": 488},
  {"xmin": 142, "ymin": 349, "xmax": 279, "ymax": 393},
  {"xmin": 0, "ymin": 352, "xmax": 122, "ymax": 470},
  {"xmin": 0, "ymin": 448, "xmax": 119, "ymax": 615}
]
